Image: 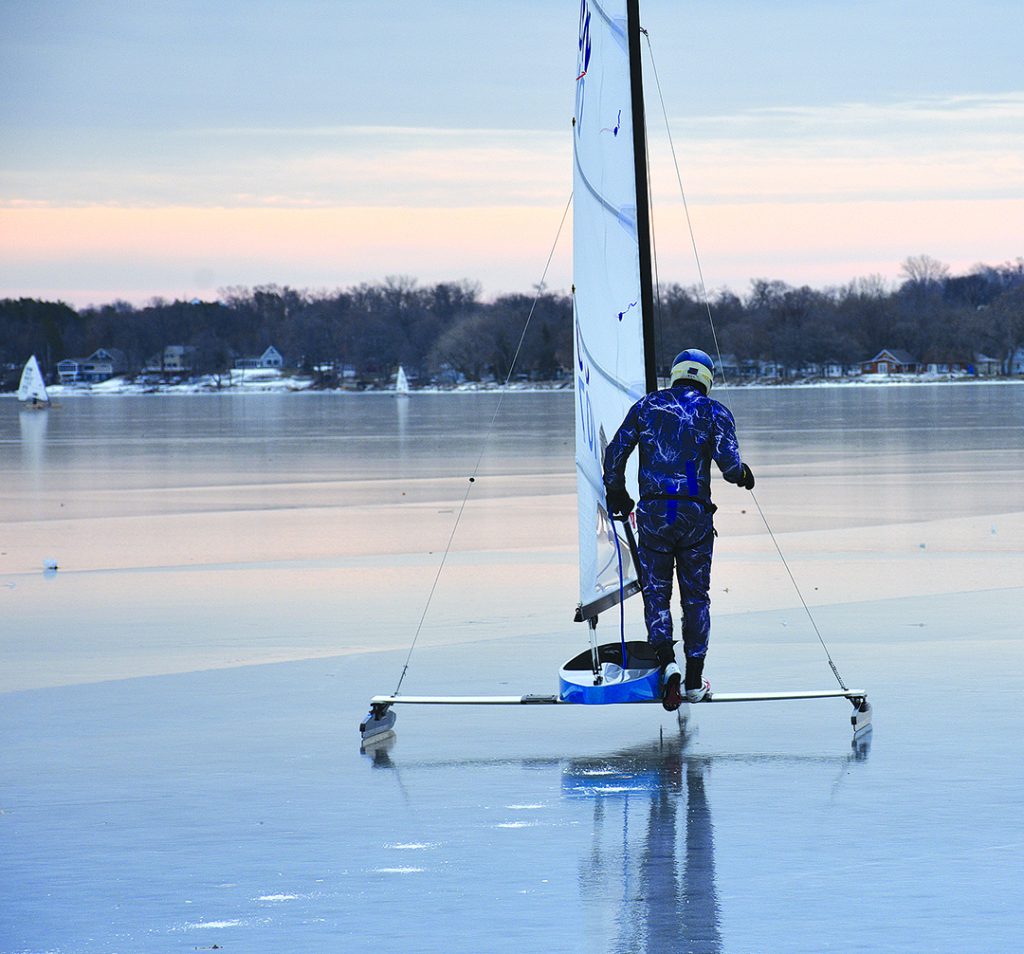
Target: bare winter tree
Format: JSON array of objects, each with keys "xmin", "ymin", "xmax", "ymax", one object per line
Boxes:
[
  {"xmin": 900, "ymin": 255, "xmax": 950, "ymax": 287},
  {"xmin": 5, "ymin": 261, "xmax": 1023, "ymax": 387}
]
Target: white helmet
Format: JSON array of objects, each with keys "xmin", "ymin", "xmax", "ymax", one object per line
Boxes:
[{"xmin": 669, "ymin": 349, "xmax": 714, "ymax": 393}]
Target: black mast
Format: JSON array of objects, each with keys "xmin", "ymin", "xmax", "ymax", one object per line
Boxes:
[{"xmin": 626, "ymin": 0, "xmax": 658, "ymax": 394}]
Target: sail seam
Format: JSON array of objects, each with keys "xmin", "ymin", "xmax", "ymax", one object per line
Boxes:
[
  {"xmin": 573, "ymin": 145, "xmax": 637, "ymax": 235},
  {"xmin": 575, "ymin": 324, "xmax": 646, "ymax": 402},
  {"xmin": 588, "ymin": 0, "xmax": 626, "ymax": 42}
]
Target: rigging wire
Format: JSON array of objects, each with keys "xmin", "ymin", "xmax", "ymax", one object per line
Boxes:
[
  {"xmin": 391, "ymin": 193, "xmax": 574, "ymax": 696},
  {"xmin": 639, "ymin": 30, "xmax": 667, "ymax": 377},
  {"xmin": 749, "ymin": 490, "xmax": 848, "ymax": 692},
  {"xmin": 642, "ymin": 27, "xmax": 849, "ymax": 690},
  {"xmin": 642, "ymin": 30, "xmax": 727, "ymax": 386}
]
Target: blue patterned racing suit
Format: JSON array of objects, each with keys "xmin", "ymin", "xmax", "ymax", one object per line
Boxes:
[{"xmin": 603, "ymin": 383, "xmax": 745, "ymax": 660}]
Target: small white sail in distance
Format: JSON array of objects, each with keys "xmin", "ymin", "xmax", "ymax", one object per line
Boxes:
[
  {"xmin": 395, "ymin": 365, "xmax": 410, "ymax": 395},
  {"xmin": 17, "ymin": 355, "xmax": 50, "ymax": 406}
]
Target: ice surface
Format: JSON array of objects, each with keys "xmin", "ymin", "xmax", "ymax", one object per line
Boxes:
[{"xmin": 1, "ymin": 386, "xmax": 1023, "ymax": 952}]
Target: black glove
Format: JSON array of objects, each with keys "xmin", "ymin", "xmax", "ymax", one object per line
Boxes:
[
  {"xmin": 726, "ymin": 464, "xmax": 755, "ymax": 490},
  {"xmin": 606, "ymin": 487, "xmax": 635, "ymax": 520}
]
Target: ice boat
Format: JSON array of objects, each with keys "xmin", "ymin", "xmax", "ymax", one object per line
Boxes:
[
  {"xmin": 395, "ymin": 365, "xmax": 410, "ymax": 396},
  {"xmin": 17, "ymin": 355, "xmax": 50, "ymax": 409},
  {"xmin": 361, "ymin": 0, "xmax": 870, "ymax": 745}
]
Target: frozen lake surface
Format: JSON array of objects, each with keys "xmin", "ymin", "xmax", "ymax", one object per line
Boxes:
[{"xmin": 2, "ymin": 386, "xmax": 1023, "ymax": 952}]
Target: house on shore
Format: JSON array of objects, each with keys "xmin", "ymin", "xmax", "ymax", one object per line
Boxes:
[
  {"xmin": 716, "ymin": 353, "xmax": 741, "ymax": 381},
  {"xmin": 797, "ymin": 360, "xmax": 859, "ymax": 378},
  {"xmin": 973, "ymin": 354, "xmax": 1001, "ymax": 376},
  {"xmin": 756, "ymin": 359, "xmax": 788, "ymax": 379},
  {"xmin": 824, "ymin": 361, "xmax": 862, "ymax": 378},
  {"xmin": 860, "ymin": 349, "xmax": 921, "ymax": 375},
  {"xmin": 234, "ymin": 346, "xmax": 284, "ymax": 370},
  {"xmin": 923, "ymin": 353, "xmax": 1001, "ymax": 376},
  {"xmin": 144, "ymin": 345, "xmax": 196, "ymax": 375},
  {"xmin": 57, "ymin": 348, "xmax": 128, "ymax": 383}
]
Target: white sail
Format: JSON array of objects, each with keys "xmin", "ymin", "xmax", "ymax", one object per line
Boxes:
[
  {"xmin": 17, "ymin": 355, "xmax": 50, "ymax": 406},
  {"xmin": 395, "ymin": 365, "xmax": 410, "ymax": 394},
  {"xmin": 572, "ymin": 0, "xmax": 651, "ymax": 621}
]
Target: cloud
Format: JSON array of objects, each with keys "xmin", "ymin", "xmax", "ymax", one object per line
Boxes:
[
  {"xmin": 4, "ymin": 92, "xmax": 1022, "ymax": 212},
  {"xmin": 651, "ymin": 91, "xmax": 1024, "ymax": 204},
  {"xmin": 0, "ymin": 127, "xmax": 569, "ymax": 209},
  {"xmin": 682, "ymin": 92, "xmax": 1024, "ymax": 132}
]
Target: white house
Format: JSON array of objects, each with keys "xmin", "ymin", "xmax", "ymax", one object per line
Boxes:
[
  {"xmin": 973, "ymin": 354, "xmax": 1001, "ymax": 376},
  {"xmin": 145, "ymin": 345, "xmax": 196, "ymax": 373},
  {"xmin": 924, "ymin": 353, "xmax": 1002, "ymax": 376},
  {"xmin": 235, "ymin": 346, "xmax": 284, "ymax": 370}
]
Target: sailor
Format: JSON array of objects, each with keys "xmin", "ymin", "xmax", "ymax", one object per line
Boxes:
[{"xmin": 603, "ymin": 349, "xmax": 754, "ymax": 710}]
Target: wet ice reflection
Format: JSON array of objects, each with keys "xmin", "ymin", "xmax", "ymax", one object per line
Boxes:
[
  {"xmin": 361, "ymin": 706, "xmax": 873, "ymax": 954},
  {"xmin": 567, "ymin": 730, "xmax": 727, "ymax": 953}
]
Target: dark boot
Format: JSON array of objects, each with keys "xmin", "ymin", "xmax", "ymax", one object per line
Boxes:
[
  {"xmin": 685, "ymin": 656, "xmax": 705, "ymax": 691},
  {"xmin": 657, "ymin": 643, "xmax": 683, "ymax": 711},
  {"xmin": 685, "ymin": 655, "xmax": 710, "ymax": 703},
  {"xmin": 655, "ymin": 642, "xmax": 677, "ymax": 670}
]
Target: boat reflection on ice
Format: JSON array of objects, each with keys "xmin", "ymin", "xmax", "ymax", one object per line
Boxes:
[
  {"xmin": 564, "ymin": 717, "xmax": 721, "ymax": 953},
  {"xmin": 564, "ymin": 718, "xmax": 870, "ymax": 953},
  {"xmin": 18, "ymin": 401, "xmax": 49, "ymax": 474},
  {"xmin": 361, "ymin": 732, "xmax": 398, "ymax": 769},
  {"xmin": 361, "ymin": 720, "xmax": 869, "ymax": 952}
]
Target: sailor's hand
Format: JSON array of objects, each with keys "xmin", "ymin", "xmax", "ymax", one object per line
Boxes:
[
  {"xmin": 726, "ymin": 464, "xmax": 755, "ymax": 490},
  {"xmin": 606, "ymin": 488, "xmax": 635, "ymax": 520}
]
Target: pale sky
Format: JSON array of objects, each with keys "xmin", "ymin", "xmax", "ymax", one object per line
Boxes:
[{"xmin": 1, "ymin": 0, "xmax": 1021, "ymax": 307}]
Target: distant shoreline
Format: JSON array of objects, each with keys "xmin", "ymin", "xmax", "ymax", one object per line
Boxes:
[{"xmin": 5, "ymin": 372, "xmax": 1022, "ymax": 398}]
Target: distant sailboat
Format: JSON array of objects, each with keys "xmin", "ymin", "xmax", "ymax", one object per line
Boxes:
[
  {"xmin": 395, "ymin": 365, "xmax": 410, "ymax": 396},
  {"xmin": 17, "ymin": 356, "xmax": 50, "ymax": 409}
]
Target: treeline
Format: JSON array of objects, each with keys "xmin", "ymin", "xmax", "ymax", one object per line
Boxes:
[{"xmin": 2, "ymin": 257, "xmax": 1023, "ymax": 387}]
